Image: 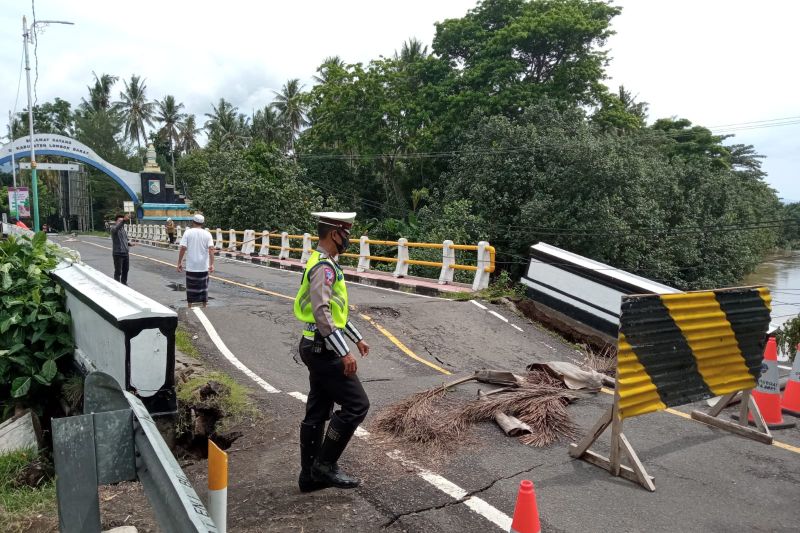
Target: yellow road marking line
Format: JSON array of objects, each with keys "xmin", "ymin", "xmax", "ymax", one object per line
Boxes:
[
  {"xmin": 78, "ymin": 240, "xmax": 800, "ymax": 454},
  {"xmin": 600, "ymin": 387, "xmax": 798, "ymax": 453},
  {"xmin": 360, "ymin": 313, "xmax": 452, "ymax": 375},
  {"xmin": 81, "ymin": 240, "xmax": 294, "ymax": 300}
]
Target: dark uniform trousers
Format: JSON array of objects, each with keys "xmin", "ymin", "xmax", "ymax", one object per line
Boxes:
[
  {"xmin": 299, "ymin": 336, "xmax": 369, "ymax": 429},
  {"xmin": 113, "ymin": 254, "xmax": 129, "ymax": 285}
]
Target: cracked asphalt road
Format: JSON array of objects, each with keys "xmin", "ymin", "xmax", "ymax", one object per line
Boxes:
[{"xmin": 62, "ymin": 236, "xmax": 800, "ymax": 532}]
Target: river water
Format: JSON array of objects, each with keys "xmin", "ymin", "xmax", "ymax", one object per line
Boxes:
[{"xmin": 744, "ymin": 251, "xmax": 800, "ymax": 330}]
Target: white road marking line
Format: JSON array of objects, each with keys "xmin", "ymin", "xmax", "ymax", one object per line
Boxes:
[
  {"xmin": 489, "ymin": 310, "xmax": 509, "ymax": 323},
  {"xmin": 779, "ymin": 365, "xmax": 792, "ymax": 371},
  {"xmin": 193, "ymin": 308, "xmax": 509, "ymax": 530},
  {"xmin": 470, "ymin": 300, "xmax": 488, "ymax": 310},
  {"xmin": 193, "ymin": 308, "xmax": 281, "ymax": 393},
  {"xmin": 511, "ymin": 324, "xmax": 524, "ymax": 332},
  {"xmin": 387, "ymin": 450, "xmax": 512, "ymax": 530},
  {"xmin": 288, "ymin": 391, "xmax": 308, "ymax": 402}
]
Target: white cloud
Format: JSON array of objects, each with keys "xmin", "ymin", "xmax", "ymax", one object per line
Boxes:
[{"xmin": 2, "ymin": 0, "xmax": 797, "ymax": 198}]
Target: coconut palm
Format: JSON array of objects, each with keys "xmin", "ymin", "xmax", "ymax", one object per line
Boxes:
[
  {"xmin": 312, "ymin": 56, "xmax": 345, "ymax": 84},
  {"xmin": 178, "ymin": 114, "xmax": 202, "ymax": 154},
  {"xmin": 396, "ymin": 38, "xmax": 428, "ymax": 63},
  {"xmin": 251, "ymin": 106, "xmax": 287, "ymax": 147},
  {"xmin": 204, "ymin": 98, "xmax": 249, "ymax": 148},
  {"xmin": 271, "ymin": 79, "xmax": 308, "ymax": 154},
  {"xmin": 114, "ymin": 75, "xmax": 155, "ymax": 150},
  {"xmin": 155, "ymin": 95, "xmax": 186, "ymax": 185},
  {"xmin": 81, "ymin": 72, "xmax": 118, "ymax": 113}
]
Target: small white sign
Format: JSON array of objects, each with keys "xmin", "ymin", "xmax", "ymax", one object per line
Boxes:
[
  {"xmin": 123, "ymin": 201, "xmax": 135, "ymax": 213},
  {"xmin": 18, "ymin": 162, "xmax": 80, "ymax": 171}
]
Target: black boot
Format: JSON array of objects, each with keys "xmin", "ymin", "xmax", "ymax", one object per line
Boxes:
[
  {"xmin": 311, "ymin": 416, "xmax": 360, "ymax": 489},
  {"xmin": 299, "ymin": 422, "xmax": 330, "ymax": 492}
]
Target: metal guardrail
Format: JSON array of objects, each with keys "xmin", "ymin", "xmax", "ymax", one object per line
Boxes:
[
  {"xmin": 129, "ymin": 223, "xmax": 495, "ymax": 290},
  {"xmin": 53, "ymin": 372, "xmax": 218, "ymax": 533}
]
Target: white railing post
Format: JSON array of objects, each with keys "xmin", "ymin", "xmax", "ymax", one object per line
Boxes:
[
  {"xmin": 242, "ymin": 230, "xmax": 255, "ymax": 255},
  {"xmin": 176, "ymin": 224, "xmax": 183, "ymax": 241},
  {"xmin": 472, "ymin": 241, "xmax": 492, "ymax": 291},
  {"xmin": 227, "ymin": 229, "xmax": 237, "ymax": 252},
  {"xmin": 357, "ymin": 236, "xmax": 370, "ymax": 272},
  {"xmin": 215, "ymin": 228, "xmax": 223, "ymax": 250},
  {"xmin": 259, "ymin": 231, "xmax": 270, "ymax": 256},
  {"xmin": 159, "ymin": 225, "xmax": 166, "ymax": 242},
  {"xmin": 301, "ymin": 233, "xmax": 312, "ymax": 264},
  {"xmin": 439, "ymin": 240, "xmax": 455, "ymax": 285},
  {"xmin": 279, "ymin": 232, "xmax": 290, "ymax": 260},
  {"xmin": 146, "ymin": 224, "xmax": 152, "ymax": 240},
  {"xmin": 394, "ymin": 238, "xmax": 409, "ymax": 278}
]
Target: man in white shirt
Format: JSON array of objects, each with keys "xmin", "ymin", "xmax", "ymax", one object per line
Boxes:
[{"xmin": 176, "ymin": 214, "xmax": 215, "ymax": 308}]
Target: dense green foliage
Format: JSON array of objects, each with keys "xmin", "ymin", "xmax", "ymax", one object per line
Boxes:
[
  {"xmin": 2, "ymin": 0, "xmax": 789, "ymax": 289},
  {"xmin": 0, "ymin": 233, "xmax": 75, "ymax": 417}
]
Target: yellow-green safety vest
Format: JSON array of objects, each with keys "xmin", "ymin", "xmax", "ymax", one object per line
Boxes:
[{"xmin": 294, "ymin": 251, "xmax": 349, "ymax": 329}]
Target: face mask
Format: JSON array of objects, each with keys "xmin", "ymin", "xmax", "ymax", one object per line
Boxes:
[{"xmin": 335, "ymin": 230, "xmax": 350, "ymax": 254}]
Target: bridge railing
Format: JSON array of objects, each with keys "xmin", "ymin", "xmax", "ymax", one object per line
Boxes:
[{"xmin": 129, "ymin": 223, "xmax": 495, "ymax": 291}]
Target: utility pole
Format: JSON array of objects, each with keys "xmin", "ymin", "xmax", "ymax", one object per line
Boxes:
[
  {"xmin": 22, "ymin": 16, "xmax": 38, "ymax": 230},
  {"xmin": 21, "ymin": 15, "xmax": 74, "ymax": 232},
  {"xmin": 8, "ymin": 110, "xmax": 18, "ymax": 218}
]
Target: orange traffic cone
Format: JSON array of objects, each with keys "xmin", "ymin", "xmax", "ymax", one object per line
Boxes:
[
  {"xmin": 780, "ymin": 345, "xmax": 800, "ymax": 417},
  {"xmin": 510, "ymin": 480, "xmax": 540, "ymax": 533},
  {"xmin": 747, "ymin": 338, "xmax": 795, "ymax": 429}
]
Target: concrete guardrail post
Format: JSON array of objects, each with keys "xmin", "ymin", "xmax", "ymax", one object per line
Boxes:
[
  {"xmin": 394, "ymin": 238, "xmax": 409, "ymax": 278},
  {"xmin": 242, "ymin": 230, "xmax": 255, "ymax": 255},
  {"xmin": 259, "ymin": 230, "xmax": 270, "ymax": 256},
  {"xmin": 159, "ymin": 225, "xmax": 166, "ymax": 243},
  {"xmin": 439, "ymin": 240, "xmax": 455, "ymax": 285},
  {"xmin": 176, "ymin": 224, "xmax": 183, "ymax": 241},
  {"xmin": 472, "ymin": 241, "xmax": 491, "ymax": 291},
  {"xmin": 227, "ymin": 229, "xmax": 237, "ymax": 252},
  {"xmin": 279, "ymin": 232, "xmax": 290, "ymax": 260},
  {"xmin": 215, "ymin": 228, "xmax": 223, "ymax": 250},
  {"xmin": 301, "ymin": 233, "xmax": 312, "ymax": 263},
  {"xmin": 357, "ymin": 236, "xmax": 370, "ymax": 272}
]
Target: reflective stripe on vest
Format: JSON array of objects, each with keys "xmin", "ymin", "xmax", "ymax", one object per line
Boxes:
[{"xmin": 294, "ymin": 250, "xmax": 349, "ymax": 328}]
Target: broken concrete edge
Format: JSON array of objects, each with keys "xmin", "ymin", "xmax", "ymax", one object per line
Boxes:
[
  {"xmin": 130, "ymin": 237, "xmax": 472, "ymax": 297},
  {"xmin": 0, "ymin": 410, "xmax": 43, "ymax": 455}
]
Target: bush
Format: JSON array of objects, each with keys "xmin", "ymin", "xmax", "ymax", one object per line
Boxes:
[{"xmin": 0, "ymin": 233, "xmax": 75, "ymax": 419}]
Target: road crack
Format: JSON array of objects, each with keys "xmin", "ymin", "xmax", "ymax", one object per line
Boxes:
[{"xmin": 381, "ymin": 463, "xmax": 543, "ymax": 528}]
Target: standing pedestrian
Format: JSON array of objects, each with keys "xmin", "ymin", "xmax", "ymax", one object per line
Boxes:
[
  {"xmin": 165, "ymin": 217, "xmax": 176, "ymax": 245},
  {"xmin": 111, "ymin": 214, "xmax": 134, "ymax": 285},
  {"xmin": 176, "ymin": 214, "xmax": 215, "ymax": 308},
  {"xmin": 294, "ymin": 212, "xmax": 370, "ymax": 492}
]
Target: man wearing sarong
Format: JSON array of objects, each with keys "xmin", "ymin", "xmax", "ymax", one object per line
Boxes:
[{"xmin": 176, "ymin": 214, "xmax": 215, "ymax": 307}]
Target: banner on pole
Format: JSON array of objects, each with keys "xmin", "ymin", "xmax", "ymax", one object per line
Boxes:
[{"xmin": 8, "ymin": 187, "xmax": 31, "ymax": 218}]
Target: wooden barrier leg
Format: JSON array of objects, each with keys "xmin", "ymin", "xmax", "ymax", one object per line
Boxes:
[
  {"xmin": 690, "ymin": 389, "xmax": 773, "ymax": 444},
  {"xmin": 569, "ymin": 406, "xmax": 612, "ymax": 458},
  {"xmin": 609, "ymin": 391, "xmax": 622, "ymax": 476}
]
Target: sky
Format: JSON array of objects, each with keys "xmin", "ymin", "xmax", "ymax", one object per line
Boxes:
[{"xmin": 1, "ymin": 0, "xmax": 798, "ymax": 199}]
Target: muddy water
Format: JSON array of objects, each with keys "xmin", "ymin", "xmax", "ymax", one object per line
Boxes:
[{"xmin": 744, "ymin": 251, "xmax": 800, "ymax": 327}]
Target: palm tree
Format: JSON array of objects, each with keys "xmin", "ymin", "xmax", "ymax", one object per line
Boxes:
[
  {"xmin": 81, "ymin": 72, "xmax": 118, "ymax": 113},
  {"xmin": 396, "ymin": 38, "xmax": 428, "ymax": 63},
  {"xmin": 272, "ymin": 79, "xmax": 308, "ymax": 154},
  {"xmin": 251, "ymin": 106, "xmax": 287, "ymax": 147},
  {"xmin": 178, "ymin": 114, "xmax": 202, "ymax": 154},
  {"xmin": 155, "ymin": 95, "xmax": 186, "ymax": 185},
  {"xmin": 114, "ymin": 75, "xmax": 155, "ymax": 150},
  {"xmin": 313, "ymin": 56, "xmax": 345, "ymax": 84},
  {"xmin": 204, "ymin": 98, "xmax": 249, "ymax": 148}
]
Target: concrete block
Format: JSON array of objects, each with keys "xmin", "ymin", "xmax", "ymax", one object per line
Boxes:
[{"xmin": 0, "ymin": 410, "xmax": 42, "ymax": 453}]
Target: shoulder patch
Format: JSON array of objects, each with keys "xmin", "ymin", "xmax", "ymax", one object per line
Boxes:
[{"xmin": 323, "ymin": 267, "xmax": 335, "ymax": 286}]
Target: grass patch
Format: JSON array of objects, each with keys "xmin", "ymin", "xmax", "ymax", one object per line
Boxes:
[
  {"xmin": 77, "ymin": 230, "xmax": 109, "ymax": 238},
  {"xmin": 177, "ymin": 371, "xmax": 256, "ymax": 430},
  {"xmin": 176, "ymin": 327, "xmax": 200, "ymax": 359},
  {"xmin": 446, "ymin": 271, "xmax": 525, "ymax": 302},
  {"xmin": 0, "ymin": 449, "xmax": 56, "ymax": 532}
]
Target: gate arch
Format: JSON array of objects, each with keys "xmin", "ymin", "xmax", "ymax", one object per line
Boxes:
[{"xmin": 0, "ymin": 133, "xmax": 141, "ymax": 203}]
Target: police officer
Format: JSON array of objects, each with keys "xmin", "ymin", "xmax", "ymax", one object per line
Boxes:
[{"xmin": 294, "ymin": 212, "xmax": 370, "ymax": 492}]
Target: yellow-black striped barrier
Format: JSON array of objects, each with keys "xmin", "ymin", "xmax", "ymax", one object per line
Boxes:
[{"xmin": 617, "ymin": 286, "xmax": 772, "ymax": 419}]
